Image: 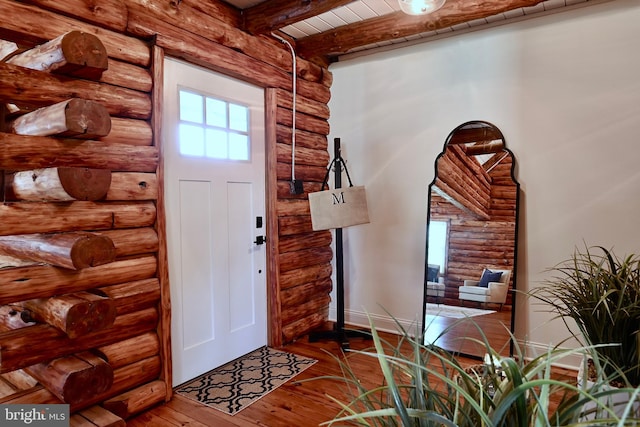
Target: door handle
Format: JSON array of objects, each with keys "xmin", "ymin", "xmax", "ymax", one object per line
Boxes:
[{"xmin": 253, "ymin": 235, "xmax": 266, "ymax": 245}]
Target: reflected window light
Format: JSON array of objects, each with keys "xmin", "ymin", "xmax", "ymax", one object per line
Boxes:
[{"xmin": 427, "ymin": 220, "xmax": 448, "ymax": 274}]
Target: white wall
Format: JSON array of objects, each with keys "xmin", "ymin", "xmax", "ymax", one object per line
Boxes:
[{"xmin": 327, "ymin": 0, "xmax": 640, "ymax": 363}]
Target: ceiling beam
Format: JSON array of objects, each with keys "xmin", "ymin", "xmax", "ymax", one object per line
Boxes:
[
  {"xmin": 242, "ymin": 0, "xmax": 357, "ymax": 35},
  {"xmin": 296, "ymin": 0, "xmax": 545, "ymax": 61},
  {"xmin": 447, "ymin": 126, "xmax": 503, "ymax": 146}
]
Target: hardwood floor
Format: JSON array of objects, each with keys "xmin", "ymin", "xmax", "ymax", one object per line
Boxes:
[
  {"xmin": 128, "ymin": 327, "xmax": 576, "ymax": 426},
  {"xmin": 424, "ymin": 304, "xmax": 513, "ymax": 357}
]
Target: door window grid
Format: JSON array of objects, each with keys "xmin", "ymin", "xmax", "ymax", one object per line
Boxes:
[{"xmin": 178, "ymin": 89, "xmax": 250, "ymax": 160}]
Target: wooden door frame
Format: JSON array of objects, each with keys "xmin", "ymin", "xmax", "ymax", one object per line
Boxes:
[{"xmin": 153, "ymin": 46, "xmax": 281, "ymax": 401}]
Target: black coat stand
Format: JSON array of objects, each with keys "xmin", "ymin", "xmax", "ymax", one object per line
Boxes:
[{"xmin": 308, "ymin": 138, "xmax": 370, "ymax": 349}]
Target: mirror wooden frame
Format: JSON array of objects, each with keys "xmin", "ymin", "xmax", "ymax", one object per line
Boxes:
[{"xmin": 421, "ymin": 120, "xmax": 520, "ymax": 359}]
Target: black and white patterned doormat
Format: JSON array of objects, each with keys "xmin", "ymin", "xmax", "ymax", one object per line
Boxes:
[{"xmin": 175, "ymin": 346, "xmax": 317, "ymax": 415}]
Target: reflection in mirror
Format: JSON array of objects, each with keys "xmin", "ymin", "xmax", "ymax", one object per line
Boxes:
[{"xmin": 422, "ymin": 121, "xmax": 519, "ymax": 359}]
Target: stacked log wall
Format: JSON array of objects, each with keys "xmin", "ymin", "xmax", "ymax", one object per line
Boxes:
[
  {"xmin": 0, "ymin": 0, "xmax": 333, "ymax": 419},
  {"xmin": 430, "ymin": 155, "xmax": 517, "ymax": 306}
]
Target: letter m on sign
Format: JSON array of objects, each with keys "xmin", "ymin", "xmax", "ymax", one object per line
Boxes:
[{"xmin": 332, "ymin": 191, "xmax": 345, "ymax": 205}]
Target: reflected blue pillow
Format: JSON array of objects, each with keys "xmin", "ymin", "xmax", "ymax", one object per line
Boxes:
[
  {"xmin": 427, "ymin": 266, "xmax": 439, "ymax": 283},
  {"xmin": 478, "ymin": 270, "xmax": 503, "ymax": 288}
]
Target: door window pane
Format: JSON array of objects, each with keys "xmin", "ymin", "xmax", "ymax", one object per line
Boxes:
[
  {"xmin": 179, "ymin": 124, "xmax": 204, "ymax": 156},
  {"xmin": 229, "ymin": 133, "xmax": 249, "ymax": 160},
  {"xmin": 206, "ymin": 129, "xmax": 228, "ymax": 159},
  {"xmin": 229, "ymin": 104, "xmax": 248, "ymax": 132},
  {"xmin": 206, "ymin": 98, "xmax": 226, "ymax": 128},
  {"xmin": 178, "ymin": 89, "xmax": 250, "ymax": 161},
  {"xmin": 179, "ymin": 91, "xmax": 203, "ymax": 123}
]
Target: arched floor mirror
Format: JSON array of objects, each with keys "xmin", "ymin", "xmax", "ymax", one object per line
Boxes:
[{"xmin": 422, "ymin": 120, "xmax": 520, "ymax": 358}]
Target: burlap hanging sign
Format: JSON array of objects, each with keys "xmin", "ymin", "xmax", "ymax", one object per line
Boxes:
[{"xmin": 308, "ymin": 158, "xmax": 370, "ymax": 231}]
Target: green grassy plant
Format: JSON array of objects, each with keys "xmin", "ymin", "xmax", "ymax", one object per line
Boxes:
[
  {"xmin": 311, "ymin": 314, "xmax": 640, "ymax": 426},
  {"xmin": 529, "ymin": 245, "xmax": 640, "ymax": 388}
]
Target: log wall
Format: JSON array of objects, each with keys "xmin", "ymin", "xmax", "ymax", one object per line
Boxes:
[
  {"xmin": 0, "ymin": 0, "xmax": 332, "ymax": 420},
  {"xmin": 430, "ymin": 154, "xmax": 517, "ymax": 306}
]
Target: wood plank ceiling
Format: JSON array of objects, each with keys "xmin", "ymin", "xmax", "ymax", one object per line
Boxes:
[{"xmin": 233, "ymin": 0, "xmax": 595, "ymax": 65}]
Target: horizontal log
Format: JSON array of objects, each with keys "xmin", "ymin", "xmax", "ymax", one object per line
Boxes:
[
  {"xmin": 0, "ymin": 378, "xmax": 16, "ymax": 399},
  {"xmin": 97, "ymin": 332, "xmax": 159, "ymax": 369},
  {"xmin": 20, "ymin": 292, "xmax": 116, "ymax": 338},
  {"xmin": 276, "ymin": 124, "xmax": 328, "ymax": 150},
  {"xmin": 0, "ymin": 377, "xmax": 16, "ymax": 399},
  {"xmin": 0, "ymin": 256, "xmax": 157, "ymax": 305},
  {"xmin": 15, "ymin": 0, "xmax": 128, "ymax": 33},
  {"xmin": 0, "ymin": 385, "xmax": 60, "ymax": 405},
  {"xmin": 278, "ymin": 215, "xmax": 313, "ymax": 236},
  {"xmin": 127, "ymin": 0, "xmax": 324, "ymax": 87},
  {"xmin": 0, "ymin": 133, "xmax": 159, "ymax": 172},
  {"xmin": 279, "ymin": 246, "xmax": 333, "ymax": 273},
  {"xmin": 103, "ymin": 379, "xmax": 166, "ymax": 419},
  {"xmin": 131, "ymin": 15, "xmax": 331, "ymax": 104},
  {"xmin": 0, "ymin": 201, "xmax": 156, "ymax": 236},
  {"xmin": 276, "ymin": 88, "xmax": 330, "ymax": 120},
  {"xmin": 99, "ymin": 279, "xmax": 161, "ymax": 316},
  {"xmin": 99, "ymin": 59, "xmax": 152, "ymax": 93},
  {"xmin": 105, "ymin": 173, "xmax": 158, "ymax": 201},
  {"xmin": 71, "ymin": 355, "xmax": 161, "ymax": 413},
  {"xmin": 277, "ymin": 180, "xmax": 323, "ymax": 200},
  {"xmin": 0, "ymin": 307, "xmax": 158, "ymax": 373},
  {"xmin": 276, "ymin": 106, "xmax": 329, "ymax": 135},
  {"xmin": 279, "ymin": 231, "xmax": 331, "ymax": 253},
  {"xmin": 95, "ymin": 229, "xmax": 159, "ymax": 258},
  {"xmin": 0, "ymin": 355, "xmax": 161, "ymax": 413},
  {"xmin": 1, "ymin": 369, "xmax": 38, "ymax": 390},
  {"xmin": 25, "ymin": 352, "xmax": 113, "ymax": 405},
  {"xmin": 100, "ymin": 118, "xmax": 153, "ymax": 146},
  {"xmin": 282, "ymin": 294, "xmax": 331, "ymax": 325},
  {"xmin": 448, "ymin": 240, "xmax": 516, "ymax": 251},
  {"xmin": 10, "ymin": 99, "xmax": 111, "ymax": 139},
  {"xmin": 276, "ymin": 143, "xmax": 330, "ymax": 167},
  {"xmin": 280, "ymin": 263, "xmax": 332, "ymax": 290},
  {"xmin": 0, "ymin": 247, "xmax": 68, "ymax": 268},
  {"xmin": 71, "ymin": 405, "xmax": 125, "ymax": 427},
  {"xmin": 6, "ymin": 168, "xmax": 112, "ymax": 202},
  {"xmin": 0, "ymin": 232, "xmax": 115, "ymax": 270},
  {"xmin": 281, "ymin": 278, "xmax": 332, "ymax": 309},
  {"xmin": 0, "ymin": 0, "xmax": 149, "ymax": 66},
  {"xmin": 128, "ymin": 11, "xmax": 275, "ymax": 87},
  {"xmin": 276, "ymin": 199, "xmax": 309, "ymax": 217},
  {"xmin": 0, "ymin": 62, "xmax": 151, "ymax": 119},
  {"xmin": 464, "ymin": 140, "xmax": 505, "ymax": 156},
  {"xmin": 282, "ymin": 311, "xmax": 326, "ymax": 343},
  {"xmin": 276, "ymin": 162, "xmax": 327, "ymax": 182},
  {"xmin": 448, "ymin": 126, "xmax": 504, "ymax": 146},
  {"xmin": 7, "ymin": 31, "xmax": 108, "ymax": 80}
]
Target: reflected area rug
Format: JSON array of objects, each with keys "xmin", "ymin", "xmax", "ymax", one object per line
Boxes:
[
  {"xmin": 426, "ymin": 303, "xmax": 495, "ymax": 319},
  {"xmin": 175, "ymin": 346, "xmax": 317, "ymax": 415}
]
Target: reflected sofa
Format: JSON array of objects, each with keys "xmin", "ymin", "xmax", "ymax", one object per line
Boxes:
[{"xmin": 458, "ymin": 268, "xmax": 511, "ymax": 311}]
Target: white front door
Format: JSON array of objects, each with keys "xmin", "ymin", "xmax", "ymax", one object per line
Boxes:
[{"xmin": 163, "ymin": 57, "xmax": 267, "ymax": 386}]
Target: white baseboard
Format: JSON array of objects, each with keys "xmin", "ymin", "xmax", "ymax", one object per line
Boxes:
[
  {"xmin": 329, "ymin": 307, "xmax": 420, "ymax": 337},
  {"xmin": 328, "ymin": 309, "xmax": 581, "ymax": 373},
  {"xmin": 516, "ymin": 340, "xmax": 581, "ymax": 372}
]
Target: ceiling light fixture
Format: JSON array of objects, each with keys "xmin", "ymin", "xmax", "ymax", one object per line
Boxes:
[{"xmin": 398, "ymin": 0, "xmax": 445, "ymax": 15}]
